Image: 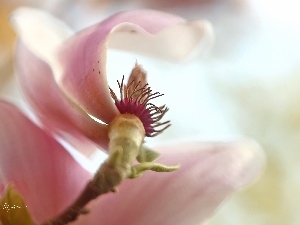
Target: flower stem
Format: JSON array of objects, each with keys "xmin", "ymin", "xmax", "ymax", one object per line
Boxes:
[{"xmin": 40, "ymin": 114, "xmax": 145, "ymax": 225}]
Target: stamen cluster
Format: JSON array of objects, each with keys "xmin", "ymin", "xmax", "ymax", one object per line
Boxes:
[{"xmin": 110, "ymin": 76, "xmax": 170, "ymax": 137}]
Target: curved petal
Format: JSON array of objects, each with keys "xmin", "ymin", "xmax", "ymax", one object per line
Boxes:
[
  {"xmin": 57, "ymin": 9, "xmax": 213, "ymax": 122},
  {"xmin": 10, "ymin": 7, "xmax": 73, "ymax": 67},
  {"xmin": 0, "ymin": 100, "xmax": 91, "ymax": 223},
  {"xmin": 75, "ymin": 139, "xmax": 265, "ymax": 225},
  {"xmin": 11, "ymin": 7, "xmax": 213, "ymax": 127},
  {"xmin": 15, "ymin": 41, "xmax": 109, "ymax": 152}
]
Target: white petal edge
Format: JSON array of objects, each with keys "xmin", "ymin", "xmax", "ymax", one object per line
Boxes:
[
  {"xmin": 108, "ymin": 19, "xmax": 214, "ymax": 61},
  {"xmin": 11, "ymin": 7, "xmax": 214, "ymax": 67},
  {"xmin": 10, "ymin": 7, "xmax": 73, "ymax": 68}
]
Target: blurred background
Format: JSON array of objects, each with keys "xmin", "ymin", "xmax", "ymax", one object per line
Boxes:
[{"xmin": 1, "ymin": 0, "xmax": 300, "ymax": 224}]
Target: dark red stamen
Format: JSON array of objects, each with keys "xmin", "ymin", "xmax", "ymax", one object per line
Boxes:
[{"xmin": 109, "ymin": 76, "xmax": 170, "ymax": 137}]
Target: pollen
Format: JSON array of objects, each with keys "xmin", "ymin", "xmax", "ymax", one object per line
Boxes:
[{"xmin": 109, "ymin": 64, "xmax": 170, "ymax": 137}]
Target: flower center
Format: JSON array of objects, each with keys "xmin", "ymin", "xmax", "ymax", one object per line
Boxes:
[{"xmin": 109, "ymin": 67, "xmax": 170, "ymax": 137}]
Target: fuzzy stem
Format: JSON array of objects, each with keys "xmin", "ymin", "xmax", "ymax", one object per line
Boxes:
[{"xmin": 40, "ymin": 114, "xmax": 145, "ymax": 225}]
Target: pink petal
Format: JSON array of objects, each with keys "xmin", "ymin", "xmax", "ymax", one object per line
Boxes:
[
  {"xmin": 15, "ymin": 41, "xmax": 109, "ymax": 152},
  {"xmin": 75, "ymin": 140, "xmax": 264, "ymax": 225},
  {"xmin": 57, "ymin": 9, "xmax": 213, "ymax": 122},
  {"xmin": 11, "ymin": 8, "xmax": 212, "ymax": 146},
  {"xmin": 0, "ymin": 100, "xmax": 91, "ymax": 223}
]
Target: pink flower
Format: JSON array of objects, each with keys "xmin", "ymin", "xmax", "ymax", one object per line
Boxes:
[
  {"xmin": 0, "ymin": 7, "xmax": 265, "ymax": 225},
  {"xmin": 11, "ymin": 7, "xmax": 213, "ymax": 154},
  {"xmin": 0, "ymin": 100, "xmax": 264, "ymax": 224}
]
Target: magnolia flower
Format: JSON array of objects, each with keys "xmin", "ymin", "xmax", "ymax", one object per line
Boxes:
[
  {"xmin": 0, "ymin": 100, "xmax": 264, "ymax": 225},
  {"xmin": 11, "ymin": 7, "xmax": 214, "ymax": 155},
  {"xmin": 0, "ymin": 7, "xmax": 265, "ymax": 225}
]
